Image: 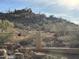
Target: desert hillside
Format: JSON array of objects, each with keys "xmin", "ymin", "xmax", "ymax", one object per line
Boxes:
[{"xmin": 0, "ymin": 8, "xmax": 79, "ymax": 47}]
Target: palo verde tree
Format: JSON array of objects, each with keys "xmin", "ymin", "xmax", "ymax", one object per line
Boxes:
[
  {"xmin": 0, "ymin": 20, "xmax": 14, "ymax": 32},
  {"xmin": 0, "ymin": 20, "xmax": 14, "ymax": 44}
]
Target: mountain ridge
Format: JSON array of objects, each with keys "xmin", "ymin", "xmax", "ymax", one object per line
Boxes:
[{"xmin": 0, "ymin": 8, "xmax": 79, "ymax": 32}]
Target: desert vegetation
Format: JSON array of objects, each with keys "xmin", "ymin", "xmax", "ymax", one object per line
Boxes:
[{"xmin": 0, "ymin": 8, "xmax": 79, "ymax": 48}]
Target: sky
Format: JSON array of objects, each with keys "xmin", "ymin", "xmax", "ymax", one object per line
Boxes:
[{"xmin": 0, "ymin": 0, "xmax": 79, "ymax": 24}]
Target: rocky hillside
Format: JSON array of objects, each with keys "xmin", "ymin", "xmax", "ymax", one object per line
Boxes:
[
  {"xmin": 0, "ymin": 8, "xmax": 79, "ymax": 47},
  {"xmin": 0, "ymin": 8, "xmax": 79, "ymax": 32}
]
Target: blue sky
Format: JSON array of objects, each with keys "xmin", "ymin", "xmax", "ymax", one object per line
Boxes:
[{"xmin": 0, "ymin": 0, "xmax": 79, "ymax": 24}]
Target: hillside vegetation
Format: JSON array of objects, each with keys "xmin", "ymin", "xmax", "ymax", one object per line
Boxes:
[{"xmin": 0, "ymin": 8, "xmax": 79, "ymax": 47}]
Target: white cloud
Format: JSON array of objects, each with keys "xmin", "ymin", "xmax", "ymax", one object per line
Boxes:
[
  {"xmin": 19, "ymin": 0, "xmax": 79, "ymax": 9},
  {"xmin": 70, "ymin": 20, "xmax": 79, "ymax": 24},
  {"xmin": 57, "ymin": 0, "xmax": 79, "ymax": 9},
  {"xmin": 19, "ymin": 0, "xmax": 56, "ymax": 6}
]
